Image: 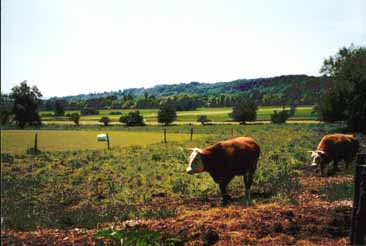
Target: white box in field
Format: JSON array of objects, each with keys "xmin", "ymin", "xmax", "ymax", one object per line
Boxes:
[{"xmin": 97, "ymin": 133, "xmax": 108, "ymax": 141}]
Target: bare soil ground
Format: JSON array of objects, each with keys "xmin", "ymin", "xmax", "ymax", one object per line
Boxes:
[{"xmin": 1, "ymin": 169, "xmax": 353, "ymax": 245}]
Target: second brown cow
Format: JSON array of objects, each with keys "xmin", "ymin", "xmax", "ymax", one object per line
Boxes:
[{"xmin": 309, "ymin": 133, "xmax": 359, "ymax": 176}]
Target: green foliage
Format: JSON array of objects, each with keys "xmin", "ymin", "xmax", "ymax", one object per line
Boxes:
[
  {"xmin": 54, "ymin": 100, "xmax": 65, "ymax": 116},
  {"xmin": 69, "ymin": 113, "xmax": 80, "ymax": 125},
  {"xmin": 197, "ymin": 115, "xmax": 211, "ymax": 125},
  {"xmin": 230, "ymin": 97, "xmax": 258, "ymax": 124},
  {"xmin": 119, "ymin": 111, "xmax": 145, "ymax": 126},
  {"xmin": 319, "ymin": 44, "xmax": 366, "ymax": 131},
  {"xmin": 81, "ymin": 107, "xmax": 99, "ymax": 115},
  {"xmin": 1, "ymin": 124, "xmax": 335, "ymax": 230},
  {"xmin": 9, "ymin": 81, "xmax": 42, "ymax": 128},
  {"xmin": 158, "ymin": 101, "xmax": 177, "ymax": 126},
  {"xmin": 99, "ymin": 117, "xmax": 111, "ymax": 126},
  {"xmin": 270, "ymin": 107, "xmax": 291, "ymax": 124},
  {"xmin": 93, "ymin": 227, "xmax": 183, "ymax": 246},
  {"xmin": 0, "ymin": 93, "xmax": 13, "ymax": 125}
]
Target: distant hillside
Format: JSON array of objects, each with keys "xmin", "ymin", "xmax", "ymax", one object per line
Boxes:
[{"xmin": 55, "ymin": 74, "xmax": 332, "ymax": 105}]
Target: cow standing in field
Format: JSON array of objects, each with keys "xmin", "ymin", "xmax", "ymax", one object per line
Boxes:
[
  {"xmin": 186, "ymin": 137, "xmax": 260, "ymax": 205},
  {"xmin": 309, "ymin": 133, "xmax": 359, "ymax": 176}
]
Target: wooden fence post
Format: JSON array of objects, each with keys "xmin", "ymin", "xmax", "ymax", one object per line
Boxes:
[
  {"xmin": 34, "ymin": 133, "xmax": 38, "ymax": 154},
  {"xmin": 106, "ymin": 133, "xmax": 110, "ymax": 150},
  {"xmin": 350, "ymin": 153, "xmax": 366, "ymax": 245},
  {"xmin": 164, "ymin": 128, "xmax": 167, "ymax": 143},
  {"xmin": 190, "ymin": 128, "xmax": 193, "ymax": 141}
]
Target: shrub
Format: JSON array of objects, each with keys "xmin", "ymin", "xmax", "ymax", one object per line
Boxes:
[
  {"xmin": 80, "ymin": 108, "xmax": 99, "ymax": 116},
  {"xmin": 230, "ymin": 97, "xmax": 257, "ymax": 124},
  {"xmin": 99, "ymin": 117, "xmax": 111, "ymax": 126},
  {"xmin": 69, "ymin": 113, "xmax": 80, "ymax": 125},
  {"xmin": 158, "ymin": 101, "xmax": 176, "ymax": 126},
  {"xmin": 109, "ymin": 111, "xmax": 122, "ymax": 115},
  {"xmin": 271, "ymin": 107, "xmax": 291, "ymax": 124},
  {"xmin": 197, "ymin": 115, "xmax": 211, "ymax": 125},
  {"xmin": 119, "ymin": 111, "xmax": 145, "ymax": 126}
]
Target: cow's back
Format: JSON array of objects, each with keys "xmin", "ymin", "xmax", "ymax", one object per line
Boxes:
[{"xmin": 318, "ymin": 134, "xmax": 359, "ymax": 159}]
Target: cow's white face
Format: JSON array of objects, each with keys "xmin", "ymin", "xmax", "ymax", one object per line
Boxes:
[
  {"xmin": 186, "ymin": 148, "xmax": 205, "ymax": 174},
  {"xmin": 309, "ymin": 150, "xmax": 324, "ymax": 166}
]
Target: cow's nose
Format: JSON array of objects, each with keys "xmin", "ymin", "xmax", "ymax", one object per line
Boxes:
[{"xmin": 186, "ymin": 169, "xmax": 193, "ymax": 174}]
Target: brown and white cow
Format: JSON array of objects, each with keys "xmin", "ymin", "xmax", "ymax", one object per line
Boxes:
[
  {"xmin": 309, "ymin": 133, "xmax": 359, "ymax": 176},
  {"xmin": 186, "ymin": 137, "xmax": 260, "ymax": 205}
]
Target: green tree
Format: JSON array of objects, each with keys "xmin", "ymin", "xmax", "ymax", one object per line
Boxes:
[
  {"xmin": 9, "ymin": 81, "xmax": 42, "ymax": 128},
  {"xmin": 99, "ymin": 116, "xmax": 111, "ymax": 126},
  {"xmin": 54, "ymin": 100, "xmax": 65, "ymax": 116},
  {"xmin": 318, "ymin": 45, "xmax": 366, "ymax": 131},
  {"xmin": 119, "ymin": 111, "xmax": 145, "ymax": 126},
  {"xmin": 0, "ymin": 93, "xmax": 13, "ymax": 125},
  {"xmin": 69, "ymin": 113, "xmax": 80, "ymax": 125},
  {"xmin": 270, "ymin": 107, "xmax": 291, "ymax": 124},
  {"xmin": 197, "ymin": 115, "xmax": 211, "ymax": 125},
  {"xmin": 158, "ymin": 101, "xmax": 177, "ymax": 126},
  {"xmin": 230, "ymin": 97, "xmax": 258, "ymax": 124}
]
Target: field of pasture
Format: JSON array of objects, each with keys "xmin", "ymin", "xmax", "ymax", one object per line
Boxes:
[
  {"xmin": 1, "ymin": 130, "xmax": 208, "ymax": 154},
  {"xmin": 40, "ymin": 106, "xmax": 316, "ymax": 124},
  {"xmin": 1, "ymin": 123, "xmax": 356, "ymax": 245}
]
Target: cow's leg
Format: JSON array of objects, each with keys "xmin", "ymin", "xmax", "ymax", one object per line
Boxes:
[
  {"xmin": 333, "ymin": 159, "xmax": 340, "ymax": 172},
  {"xmin": 219, "ymin": 177, "xmax": 233, "ymax": 206},
  {"xmin": 320, "ymin": 162, "xmax": 327, "ymax": 177},
  {"xmin": 243, "ymin": 173, "xmax": 254, "ymax": 205}
]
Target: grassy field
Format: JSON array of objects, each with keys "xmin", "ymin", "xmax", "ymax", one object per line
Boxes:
[
  {"xmin": 40, "ymin": 106, "xmax": 316, "ymax": 124},
  {"xmin": 1, "ymin": 124, "xmax": 334, "ymax": 230},
  {"xmin": 2, "ymin": 122, "xmax": 358, "ymax": 245},
  {"xmin": 1, "ymin": 130, "xmax": 208, "ymax": 154}
]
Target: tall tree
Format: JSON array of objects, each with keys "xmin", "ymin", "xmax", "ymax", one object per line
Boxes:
[
  {"xmin": 0, "ymin": 93, "xmax": 13, "ymax": 125},
  {"xmin": 158, "ymin": 100, "xmax": 177, "ymax": 126},
  {"xmin": 230, "ymin": 97, "xmax": 258, "ymax": 124},
  {"xmin": 10, "ymin": 81, "xmax": 42, "ymax": 128},
  {"xmin": 54, "ymin": 100, "xmax": 65, "ymax": 116},
  {"xmin": 318, "ymin": 45, "xmax": 366, "ymax": 131}
]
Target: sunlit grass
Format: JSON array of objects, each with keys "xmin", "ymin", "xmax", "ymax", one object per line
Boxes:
[
  {"xmin": 40, "ymin": 106, "xmax": 316, "ymax": 124},
  {"xmin": 1, "ymin": 130, "xmax": 208, "ymax": 154}
]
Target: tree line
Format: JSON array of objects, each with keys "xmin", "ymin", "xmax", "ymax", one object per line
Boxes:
[{"xmin": 1, "ymin": 45, "xmax": 365, "ymax": 131}]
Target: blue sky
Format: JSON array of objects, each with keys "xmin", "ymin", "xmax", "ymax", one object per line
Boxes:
[{"xmin": 1, "ymin": 0, "xmax": 365, "ymax": 98}]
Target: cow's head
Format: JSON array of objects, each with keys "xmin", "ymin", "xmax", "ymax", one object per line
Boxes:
[
  {"xmin": 308, "ymin": 150, "xmax": 326, "ymax": 166},
  {"xmin": 186, "ymin": 147, "xmax": 205, "ymax": 174}
]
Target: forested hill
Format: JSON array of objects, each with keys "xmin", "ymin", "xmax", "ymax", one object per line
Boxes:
[{"xmin": 56, "ymin": 74, "xmax": 332, "ymax": 105}]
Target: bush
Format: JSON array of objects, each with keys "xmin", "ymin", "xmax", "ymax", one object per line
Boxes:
[
  {"xmin": 99, "ymin": 117, "xmax": 111, "ymax": 126},
  {"xmin": 197, "ymin": 115, "xmax": 211, "ymax": 125},
  {"xmin": 158, "ymin": 101, "xmax": 176, "ymax": 126},
  {"xmin": 119, "ymin": 111, "xmax": 145, "ymax": 126},
  {"xmin": 230, "ymin": 97, "xmax": 257, "ymax": 124},
  {"xmin": 271, "ymin": 108, "xmax": 291, "ymax": 124},
  {"xmin": 69, "ymin": 113, "xmax": 80, "ymax": 125},
  {"xmin": 80, "ymin": 108, "xmax": 99, "ymax": 116},
  {"xmin": 109, "ymin": 111, "xmax": 122, "ymax": 115}
]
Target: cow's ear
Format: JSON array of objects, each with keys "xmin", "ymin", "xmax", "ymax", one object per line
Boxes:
[
  {"xmin": 188, "ymin": 147, "xmax": 196, "ymax": 151},
  {"xmin": 317, "ymin": 150, "xmax": 326, "ymax": 154}
]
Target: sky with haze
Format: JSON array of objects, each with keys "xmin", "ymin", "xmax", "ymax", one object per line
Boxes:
[{"xmin": 1, "ymin": 0, "xmax": 365, "ymax": 98}]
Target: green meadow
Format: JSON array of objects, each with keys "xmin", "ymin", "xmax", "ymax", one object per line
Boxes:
[
  {"xmin": 40, "ymin": 106, "xmax": 316, "ymax": 124},
  {"xmin": 1, "ymin": 130, "xmax": 207, "ymax": 154},
  {"xmin": 1, "ymin": 123, "xmax": 333, "ymax": 230}
]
